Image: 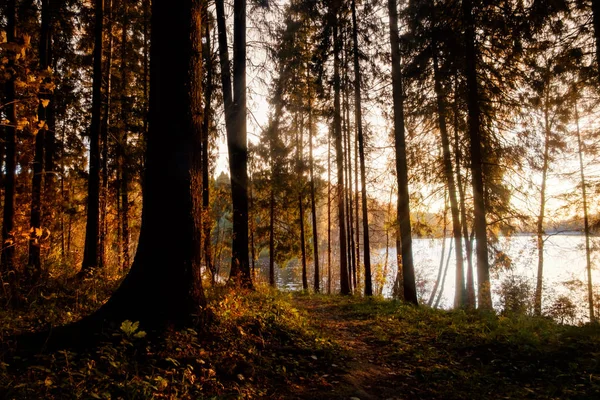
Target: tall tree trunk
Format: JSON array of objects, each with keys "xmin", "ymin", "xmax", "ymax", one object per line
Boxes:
[
  {"xmin": 333, "ymin": 9, "xmax": 351, "ymax": 295},
  {"xmin": 344, "ymin": 70, "xmax": 357, "ymax": 291},
  {"xmin": 462, "ymin": 0, "xmax": 491, "ymax": 309},
  {"xmin": 119, "ymin": 0, "xmax": 131, "ymax": 271},
  {"xmin": 2, "ymin": 0, "xmax": 18, "ymax": 294},
  {"xmin": 99, "ymin": 0, "xmax": 113, "ymax": 270},
  {"xmin": 296, "ymin": 114, "xmax": 308, "ymax": 291},
  {"xmin": 452, "ymin": 78, "xmax": 475, "ymax": 308},
  {"xmin": 327, "ymin": 131, "xmax": 332, "ymax": 294},
  {"xmin": 201, "ymin": 8, "xmax": 214, "ymax": 282},
  {"xmin": 81, "ymin": 0, "xmax": 104, "ymax": 274},
  {"xmin": 227, "ymin": 0, "xmax": 252, "ymax": 286},
  {"xmin": 575, "ymin": 99, "xmax": 595, "ymax": 323},
  {"xmin": 17, "ymin": 0, "xmax": 207, "ymax": 351},
  {"xmin": 28, "ymin": 0, "xmax": 55, "ymax": 280},
  {"xmin": 432, "ymin": 45, "xmax": 465, "ymax": 308},
  {"xmin": 388, "ymin": 0, "xmax": 418, "ymax": 305},
  {"xmin": 308, "ymin": 67, "xmax": 320, "ymax": 293},
  {"xmin": 533, "ymin": 89, "xmax": 551, "ymax": 316}
]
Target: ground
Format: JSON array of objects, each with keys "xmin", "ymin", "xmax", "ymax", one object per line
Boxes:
[{"xmin": 1, "ymin": 288, "xmax": 600, "ymax": 399}]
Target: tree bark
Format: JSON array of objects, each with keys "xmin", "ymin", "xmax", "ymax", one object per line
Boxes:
[
  {"xmin": 99, "ymin": 0, "xmax": 113, "ymax": 270},
  {"xmin": 80, "ymin": 0, "xmax": 104, "ymax": 274},
  {"xmin": 118, "ymin": 0, "xmax": 130, "ymax": 271},
  {"xmin": 432, "ymin": 44, "xmax": 465, "ymax": 308},
  {"xmin": 297, "ymin": 115, "xmax": 308, "ymax": 291},
  {"xmin": 28, "ymin": 0, "xmax": 54, "ymax": 280},
  {"xmin": 308, "ymin": 67, "xmax": 320, "ymax": 293},
  {"xmin": 452, "ymin": 78, "xmax": 475, "ymax": 308},
  {"xmin": 227, "ymin": 0, "xmax": 252, "ymax": 286},
  {"xmin": 333, "ymin": 9, "xmax": 351, "ymax": 295},
  {"xmin": 462, "ymin": 0, "xmax": 491, "ymax": 309},
  {"xmin": 201, "ymin": 7, "xmax": 214, "ymax": 282},
  {"xmin": 15, "ymin": 0, "xmax": 207, "ymax": 352},
  {"xmin": 388, "ymin": 0, "xmax": 418, "ymax": 305},
  {"xmin": 574, "ymin": 99, "xmax": 595, "ymax": 323}
]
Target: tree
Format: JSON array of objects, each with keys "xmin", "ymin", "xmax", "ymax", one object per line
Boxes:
[
  {"xmin": 226, "ymin": 0, "xmax": 252, "ymax": 286},
  {"xmin": 388, "ymin": 0, "xmax": 418, "ymax": 305},
  {"xmin": 332, "ymin": 6, "xmax": 351, "ymax": 295},
  {"xmin": 80, "ymin": 0, "xmax": 104, "ymax": 274},
  {"xmin": 351, "ymin": 0, "xmax": 372, "ymax": 296},
  {"xmin": 462, "ymin": 0, "xmax": 492, "ymax": 309},
  {"xmin": 17, "ymin": 0, "xmax": 208, "ymax": 348}
]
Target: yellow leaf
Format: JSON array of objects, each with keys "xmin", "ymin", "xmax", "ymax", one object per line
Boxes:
[{"xmin": 41, "ymin": 99, "xmax": 50, "ymax": 108}]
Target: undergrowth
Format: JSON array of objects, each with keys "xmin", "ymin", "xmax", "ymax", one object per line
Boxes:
[{"xmin": 0, "ymin": 285, "xmax": 599, "ymax": 399}]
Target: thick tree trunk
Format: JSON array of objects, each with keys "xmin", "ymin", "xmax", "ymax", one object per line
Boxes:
[
  {"xmin": 15, "ymin": 0, "xmax": 207, "ymax": 352},
  {"xmin": 81, "ymin": 0, "xmax": 104, "ymax": 274},
  {"xmin": 388, "ymin": 0, "xmax": 418, "ymax": 305},
  {"xmin": 432, "ymin": 47, "xmax": 465, "ymax": 308},
  {"xmin": 227, "ymin": 0, "xmax": 252, "ymax": 286},
  {"xmin": 462, "ymin": 0, "xmax": 491, "ymax": 309},
  {"xmin": 333, "ymin": 10, "xmax": 351, "ymax": 295},
  {"xmin": 2, "ymin": 0, "xmax": 18, "ymax": 293}
]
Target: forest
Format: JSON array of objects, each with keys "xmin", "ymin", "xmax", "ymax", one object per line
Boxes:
[{"xmin": 1, "ymin": 0, "xmax": 600, "ymax": 398}]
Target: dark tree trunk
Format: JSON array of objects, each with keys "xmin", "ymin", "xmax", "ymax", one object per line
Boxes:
[
  {"xmin": 343, "ymin": 71, "xmax": 357, "ymax": 291},
  {"xmin": 81, "ymin": 0, "xmax": 104, "ymax": 274},
  {"xmin": 308, "ymin": 68, "xmax": 320, "ymax": 293},
  {"xmin": 28, "ymin": 0, "xmax": 55, "ymax": 280},
  {"xmin": 201, "ymin": 9, "xmax": 214, "ymax": 283},
  {"xmin": 432, "ymin": 46, "xmax": 465, "ymax": 308},
  {"xmin": 327, "ymin": 132, "xmax": 332, "ymax": 294},
  {"xmin": 227, "ymin": 0, "xmax": 252, "ymax": 286},
  {"xmin": 14, "ymin": 0, "xmax": 207, "ymax": 352},
  {"xmin": 388, "ymin": 0, "xmax": 417, "ymax": 305},
  {"xmin": 2, "ymin": 0, "xmax": 18, "ymax": 292},
  {"xmin": 297, "ymin": 115, "xmax": 308, "ymax": 291},
  {"xmin": 333, "ymin": 10, "xmax": 351, "ymax": 295},
  {"xmin": 99, "ymin": 0, "xmax": 113, "ymax": 270},
  {"xmin": 452, "ymin": 79, "xmax": 475, "ymax": 308},
  {"xmin": 574, "ymin": 100, "xmax": 595, "ymax": 322},
  {"xmin": 351, "ymin": 0, "xmax": 372, "ymax": 295},
  {"xmin": 119, "ymin": 0, "xmax": 130, "ymax": 271},
  {"xmin": 462, "ymin": 0, "xmax": 492, "ymax": 309}
]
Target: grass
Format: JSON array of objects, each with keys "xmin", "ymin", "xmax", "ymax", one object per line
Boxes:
[{"xmin": 1, "ymin": 286, "xmax": 599, "ymax": 399}]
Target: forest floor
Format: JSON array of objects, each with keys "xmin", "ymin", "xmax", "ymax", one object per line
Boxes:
[{"xmin": 1, "ymin": 287, "xmax": 600, "ymax": 399}]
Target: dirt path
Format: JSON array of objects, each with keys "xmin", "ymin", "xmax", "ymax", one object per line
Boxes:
[{"xmin": 291, "ymin": 295, "xmax": 405, "ymax": 400}]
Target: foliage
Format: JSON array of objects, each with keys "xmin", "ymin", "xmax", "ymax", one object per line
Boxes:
[{"xmin": 2, "ymin": 288, "xmax": 600, "ymax": 398}]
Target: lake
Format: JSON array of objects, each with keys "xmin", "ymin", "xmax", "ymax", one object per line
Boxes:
[{"xmin": 264, "ymin": 234, "xmax": 600, "ymax": 323}]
